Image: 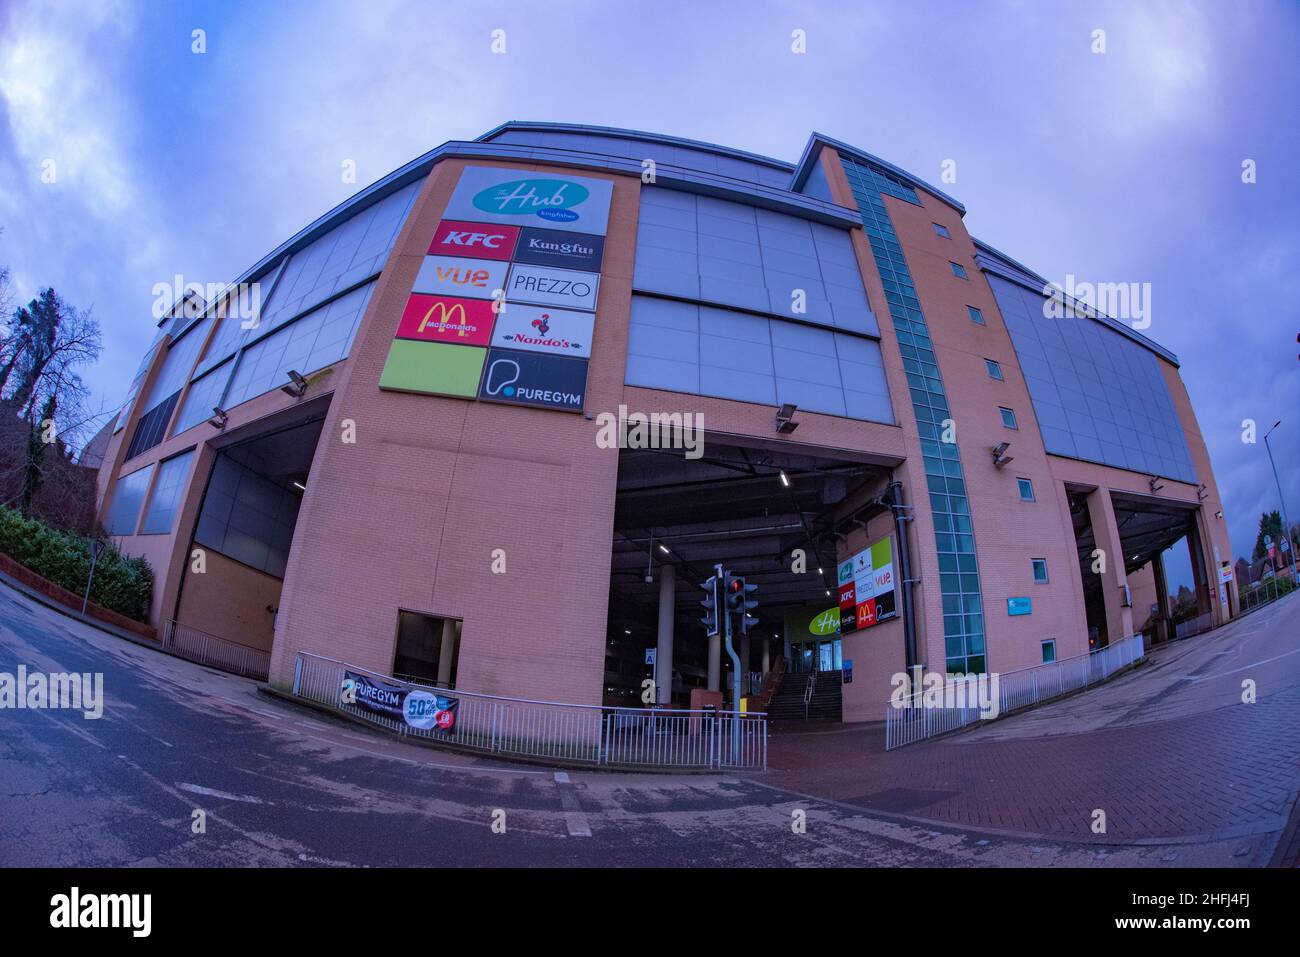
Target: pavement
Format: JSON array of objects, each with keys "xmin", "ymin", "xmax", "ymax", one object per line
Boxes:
[{"xmin": 1, "ymin": 576, "xmax": 1297, "ymax": 867}]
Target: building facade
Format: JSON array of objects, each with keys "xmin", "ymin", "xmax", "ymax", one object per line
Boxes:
[{"xmin": 94, "ymin": 122, "xmax": 1235, "ymax": 722}]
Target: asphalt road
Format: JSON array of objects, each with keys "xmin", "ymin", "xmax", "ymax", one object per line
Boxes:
[{"xmin": 1, "ymin": 578, "xmax": 1295, "ymax": 867}]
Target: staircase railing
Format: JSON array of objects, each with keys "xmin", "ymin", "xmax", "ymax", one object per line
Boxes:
[{"xmin": 802, "ymin": 672, "xmax": 816, "ymax": 720}]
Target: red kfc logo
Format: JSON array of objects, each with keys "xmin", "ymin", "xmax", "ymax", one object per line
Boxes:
[{"xmin": 429, "ymin": 220, "xmax": 519, "ymax": 261}]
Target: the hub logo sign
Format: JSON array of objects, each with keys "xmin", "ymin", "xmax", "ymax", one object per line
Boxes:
[
  {"xmin": 493, "ymin": 303, "xmax": 594, "ymax": 358},
  {"xmin": 412, "ymin": 255, "xmax": 508, "ymax": 300},
  {"xmin": 479, "ymin": 349, "xmax": 588, "ymax": 412},
  {"xmin": 506, "ymin": 263, "xmax": 600, "ymax": 311},
  {"xmin": 428, "ymin": 219, "xmax": 519, "ymax": 261},
  {"xmin": 514, "ymin": 227, "xmax": 605, "ymax": 271},
  {"xmin": 444, "ymin": 166, "xmax": 613, "ymax": 235}
]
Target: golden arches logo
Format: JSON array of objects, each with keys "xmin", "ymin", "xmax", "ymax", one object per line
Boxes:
[{"xmin": 418, "ymin": 300, "xmax": 472, "ymax": 337}]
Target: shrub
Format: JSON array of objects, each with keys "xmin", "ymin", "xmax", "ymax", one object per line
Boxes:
[{"xmin": 0, "ymin": 505, "xmax": 152, "ymax": 621}]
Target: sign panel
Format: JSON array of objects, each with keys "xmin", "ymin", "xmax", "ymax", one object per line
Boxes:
[
  {"xmin": 478, "ymin": 349, "xmax": 588, "ymax": 412},
  {"xmin": 427, "ymin": 219, "xmax": 519, "ymax": 260},
  {"xmin": 505, "ymin": 263, "xmax": 600, "ymax": 311},
  {"xmin": 379, "ymin": 340, "xmax": 486, "ymax": 397},
  {"xmin": 838, "ymin": 536, "xmax": 897, "ymax": 634},
  {"xmin": 1218, "ymin": 563, "xmax": 1233, "ymax": 585},
  {"xmin": 395, "ymin": 294, "xmax": 495, "ymax": 346},
  {"xmin": 443, "ymin": 166, "xmax": 614, "ymax": 235},
  {"xmin": 342, "ymin": 672, "xmax": 458, "ymax": 733},
  {"xmin": 412, "ymin": 255, "xmax": 508, "ymax": 300},
  {"xmin": 492, "ymin": 303, "xmax": 594, "ymax": 358},
  {"xmin": 513, "ymin": 227, "xmax": 605, "ymax": 272},
  {"xmin": 402, "ymin": 689, "xmax": 459, "ymax": 733},
  {"xmin": 1007, "ymin": 596, "xmax": 1033, "ymax": 616}
]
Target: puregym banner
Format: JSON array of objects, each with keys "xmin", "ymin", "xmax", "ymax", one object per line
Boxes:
[{"xmin": 341, "ymin": 671, "xmax": 459, "ymax": 734}]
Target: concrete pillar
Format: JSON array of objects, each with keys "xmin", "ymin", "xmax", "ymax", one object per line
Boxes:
[
  {"xmin": 761, "ymin": 639, "xmax": 770, "ymax": 675},
  {"xmin": 655, "ymin": 562, "xmax": 675, "ymax": 706},
  {"xmin": 1186, "ymin": 520, "xmax": 1212, "ymax": 616},
  {"xmin": 739, "ymin": 635, "xmax": 751, "ymax": 695},
  {"xmin": 1085, "ymin": 488, "xmax": 1134, "ymax": 644},
  {"xmin": 708, "ymin": 635, "xmax": 721, "ymax": 692},
  {"xmin": 437, "ymin": 618, "xmax": 457, "ymax": 688},
  {"xmin": 1151, "ymin": 550, "xmax": 1171, "ymax": 644}
]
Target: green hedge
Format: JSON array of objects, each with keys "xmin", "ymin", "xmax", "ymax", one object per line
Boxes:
[{"xmin": 0, "ymin": 506, "xmax": 152, "ymax": 621}]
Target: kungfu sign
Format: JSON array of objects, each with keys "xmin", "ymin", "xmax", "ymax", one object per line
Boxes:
[{"xmin": 837, "ymin": 536, "xmax": 898, "ymax": 633}]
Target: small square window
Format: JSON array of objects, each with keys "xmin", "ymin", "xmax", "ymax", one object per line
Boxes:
[
  {"xmin": 1017, "ymin": 477, "xmax": 1036, "ymax": 502},
  {"xmin": 1041, "ymin": 639, "xmax": 1056, "ymax": 663},
  {"xmin": 985, "ymin": 358, "xmax": 1003, "ymax": 380},
  {"xmin": 933, "ymin": 222, "xmax": 951, "ymax": 239},
  {"xmin": 950, "ymin": 262, "xmax": 968, "ymax": 279},
  {"xmin": 967, "ymin": 306, "xmax": 985, "ymax": 324},
  {"xmin": 1032, "ymin": 558, "xmax": 1049, "ymax": 583},
  {"xmin": 999, "ymin": 406, "xmax": 1018, "ymax": 429}
]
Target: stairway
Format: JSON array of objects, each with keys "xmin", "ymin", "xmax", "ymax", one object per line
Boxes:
[{"xmin": 764, "ymin": 670, "xmax": 843, "ymax": 722}]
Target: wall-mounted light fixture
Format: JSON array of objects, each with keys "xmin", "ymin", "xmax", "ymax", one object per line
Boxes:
[
  {"xmin": 208, "ymin": 407, "xmax": 228, "ymax": 430},
  {"xmin": 991, "ymin": 442, "xmax": 1013, "ymax": 468},
  {"xmin": 1149, "ymin": 476, "xmax": 1165, "ymax": 493},
  {"xmin": 281, "ymin": 369, "xmax": 309, "ymax": 398},
  {"xmin": 775, "ymin": 403, "xmax": 799, "ymax": 434}
]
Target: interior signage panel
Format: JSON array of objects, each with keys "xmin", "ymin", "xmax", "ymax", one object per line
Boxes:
[
  {"xmin": 412, "ymin": 255, "xmax": 508, "ymax": 300},
  {"xmin": 443, "ymin": 166, "xmax": 614, "ymax": 235},
  {"xmin": 395, "ymin": 294, "xmax": 495, "ymax": 346},
  {"xmin": 492, "ymin": 303, "xmax": 594, "ymax": 358},
  {"xmin": 505, "ymin": 263, "xmax": 600, "ymax": 311},
  {"xmin": 478, "ymin": 349, "xmax": 589, "ymax": 412}
]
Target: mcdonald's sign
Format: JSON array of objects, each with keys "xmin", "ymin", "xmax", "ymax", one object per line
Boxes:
[{"xmin": 395, "ymin": 294, "xmax": 496, "ymax": 346}]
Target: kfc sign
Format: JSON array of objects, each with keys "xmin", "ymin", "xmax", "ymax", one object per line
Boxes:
[{"xmin": 428, "ymin": 220, "xmax": 519, "ymax": 261}]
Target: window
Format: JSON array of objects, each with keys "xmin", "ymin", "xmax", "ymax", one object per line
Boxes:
[
  {"xmin": 1032, "ymin": 558, "xmax": 1049, "ymax": 583},
  {"xmin": 999, "ymin": 406, "xmax": 1018, "ymax": 429},
  {"xmin": 949, "ymin": 262, "xmax": 967, "ymax": 279},
  {"xmin": 933, "ymin": 222, "xmax": 951, "ymax": 239},
  {"xmin": 1041, "ymin": 639, "xmax": 1057, "ymax": 663},
  {"xmin": 985, "ymin": 358, "xmax": 1003, "ymax": 380},
  {"xmin": 1017, "ymin": 477, "xmax": 1036, "ymax": 502},
  {"xmin": 140, "ymin": 450, "xmax": 195, "ymax": 534},
  {"xmin": 105, "ymin": 464, "xmax": 155, "ymax": 536},
  {"xmin": 967, "ymin": 305, "xmax": 985, "ymax": 325}
]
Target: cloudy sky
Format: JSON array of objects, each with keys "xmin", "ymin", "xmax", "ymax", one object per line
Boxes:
[{"xmin": 0, "ymin": 0, "xmax": 1295, "ymax": 571}]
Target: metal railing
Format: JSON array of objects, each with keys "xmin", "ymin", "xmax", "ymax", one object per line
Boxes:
[
  {"xmin": 1174, "ymin": 610, "xmax": 1214, "ymax": 639},
  {"xmin": 292, "ymin": 652, "xmax": 767, "ymax": 770},
  {"xmin": 884, "ymin": 633, "xmax": 1146, "ymax": 750},
  {"xmin": 1238, "ymin": 574, "xmax": 1294, "ymax": 617},
  {"xmin": 802, "ymin": 672, "xmax": 816, "ymax": 720},
  {"xmin": 161, "ymin": 620, "xmax": 271, "ymax": 680}
]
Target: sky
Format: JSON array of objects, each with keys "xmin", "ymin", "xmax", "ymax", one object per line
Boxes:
[{"xmin": 0, "ymin": 0, "xmax": 1296, "ymax": 574}]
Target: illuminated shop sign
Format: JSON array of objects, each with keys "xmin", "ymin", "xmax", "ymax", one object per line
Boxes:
[
  {"xmin": 513, "ymin": 226, "xmax": 605, "ymax": 271},
  {"xmin": 838, "ymin": 536, "xmax": 897, "ymax": 633},
  {"xmin": 492, "ymin": 303, "xmax": 594, "ymax": 358},
  {"xmin": 445, "ymin": 166, "xmax": 613, "ymax": 235},
  {"xmin": 395, "ymin": 294, "xmax": 496, "ymax": 346},
  {"xmin": 412, "ymin": 255, "xmax": 509, "ymax": 300},
  {"xmin": 427, "ymin": 219, "xmax": 519, "ymax": 260},
  {"xmin": 505, "ymin": 263, "xmax": 600, "ymax": 312},
  {"xmin": 478, "ymin": 349, "xmax": 588, "ymax": 412}
]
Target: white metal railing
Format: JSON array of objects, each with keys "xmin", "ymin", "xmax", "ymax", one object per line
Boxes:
[
  {"xmin": 1174, "ymin": 611, "xmax": 1214, "ymax": 639},
  {"xmin": 884, "ymin": 633, "xmax": 1146, "ymax": 750},
  {"xmin": 162, "ymin": 620, "xmax": 271, "ymax": 680},
  {"xmin": 292, "ymin": 652, "xmax": 767, "ymax": 770}
]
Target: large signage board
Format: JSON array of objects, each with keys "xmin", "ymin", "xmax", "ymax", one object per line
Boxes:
[
  {"xmin": 442, "ymin": 166, "xmax": 614, "ymax": 235},
  {"xmin": 340, "ymin": 671, "xmax": 459, "ymax": 733},
  {"xmin": 379, "ymin": 165, "xmax": 613, "ymax": 412},
  {"xmin": 837, "ymin": 536, "xmax": 897, "ymax": 633}
]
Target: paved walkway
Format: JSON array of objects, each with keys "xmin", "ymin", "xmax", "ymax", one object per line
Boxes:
[{"xmin": 754, "ymin": 592, "xmax": 1300, "ymax": 859}]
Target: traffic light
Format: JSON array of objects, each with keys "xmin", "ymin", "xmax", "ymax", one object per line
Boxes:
[
  {"xmin": 725, "ymin": 575, "xmax": 759, "ymax": 635},
  {"xmin": 698, "ymin": 575, "xmax": 721, "ymax": 637}
]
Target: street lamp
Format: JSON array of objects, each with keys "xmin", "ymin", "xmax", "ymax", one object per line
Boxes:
[{"xmin": 1263, "ymin": 420, "xmax": 1298, "ymax": 584}]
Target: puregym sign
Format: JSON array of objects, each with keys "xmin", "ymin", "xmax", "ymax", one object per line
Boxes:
[{"xmin": 443, "ymin": 166, "xmax": 613, "ymax": 235}]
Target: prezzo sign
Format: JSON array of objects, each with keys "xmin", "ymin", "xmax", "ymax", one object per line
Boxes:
[
  {"xmin": 395, "ymin": 294, "xmax": 495, "ymax": 346},
  {"xmin": 427, "ymin": 219, "xmax": 519, "ymax": 260},
  {"xmin": 479, "ymin": 349, "xmax": 588, "ymax": 411},
  {"xmin": 492, "ymin": 303, "xmax": 594, "ymax": 358},
  {"xmin": 412, "ymin": 255, "xmax": 508, "ymax": 300},
  {"xmin": 513, "ymin": 227, "xmax": 605, "ymax": 272},
  {"xmin": 506, "ymin": 263, "xmax": 600, "ymax": 311},
  {"xmin": 444, "ymin": 166, "xmax": 614, "ymax": 235},
  {"xmin": 838, "ymin": 536, "xmax": 897, "ymax": 633}
]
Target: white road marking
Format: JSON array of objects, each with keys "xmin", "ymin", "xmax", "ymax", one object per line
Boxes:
[
  {"xmin": 293, "ymin": 730, "xmax": 548, "ymax": 775},
  {"xmin": 176, "ymin": 782, "xmax": 267, "ymax": 804},
  {"xmin": 1187, "ymin": 646, "xmax": 1300, "ymax": 682},
  {"xmin": 554, "ymin": 771, "xmax": 592, "ymax": 837}
]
